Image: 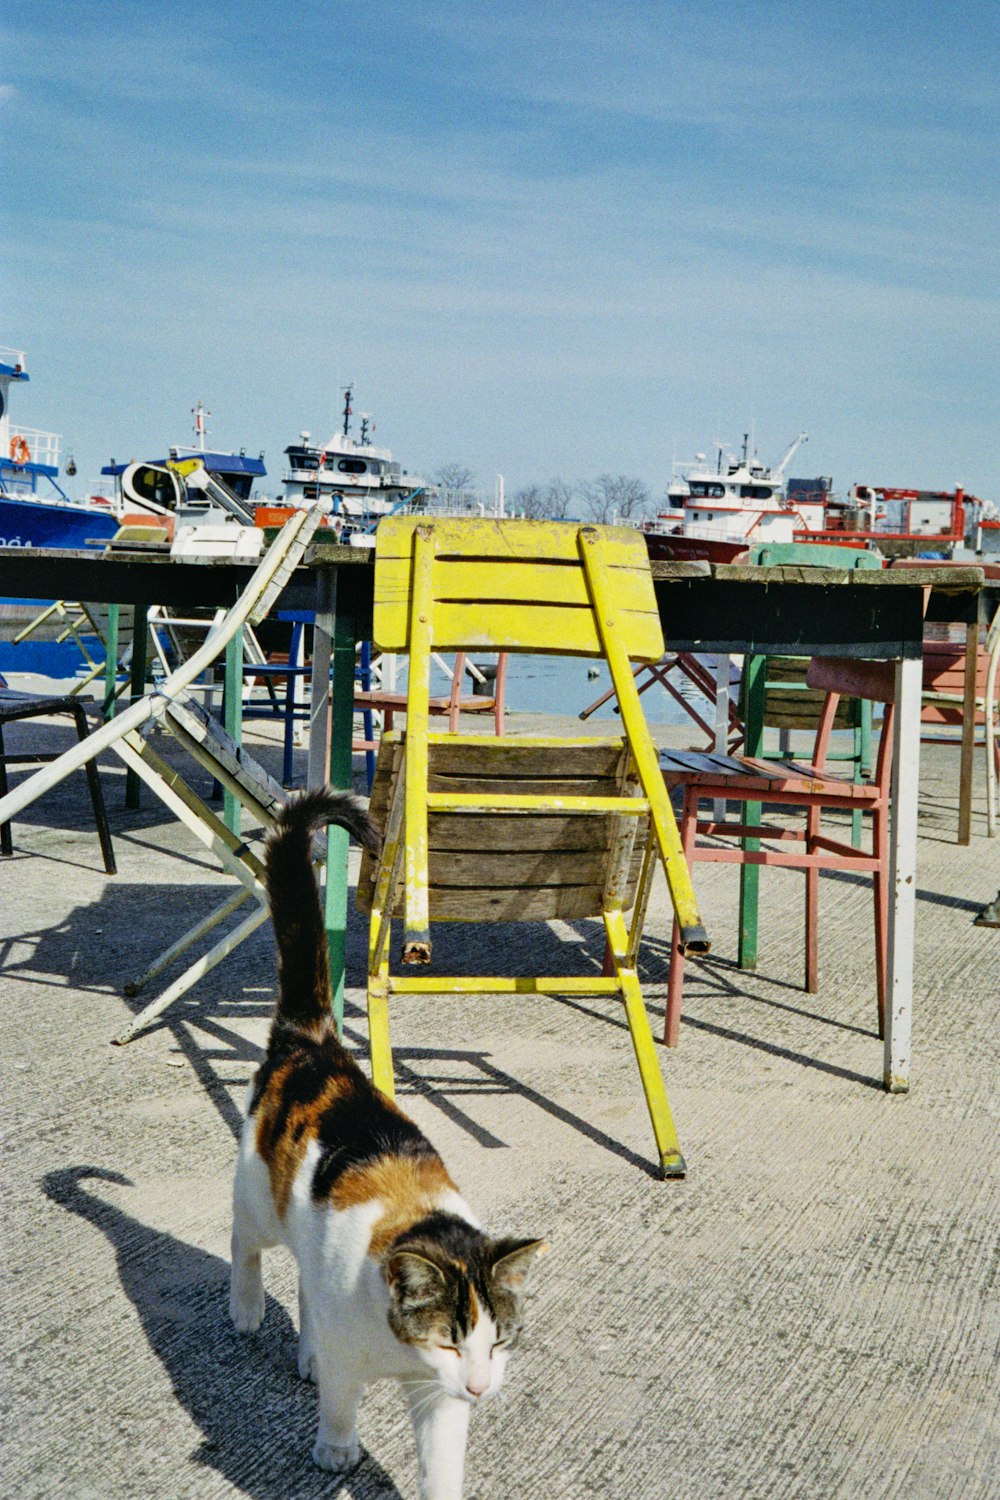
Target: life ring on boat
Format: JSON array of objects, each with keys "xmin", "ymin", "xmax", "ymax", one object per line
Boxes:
[{"xmin": 9, "ymin": 435, "xmax": 31, "ymax": 464}]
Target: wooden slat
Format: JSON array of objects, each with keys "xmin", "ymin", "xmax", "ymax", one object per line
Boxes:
[
  {"xmin": 426, "ymin": 737, "xmax": 629, "ymax": 778},
  {"xmin": 425, "ymin": 885, "xmax": 608, "ymax": 920},
  {"xmin": 376, "ymin": 515, "xmax": 649, "ymax": 566},
  {"xmin": 806, "ymin": 655, "xmax": 895, "ymax": 703},
  {"xmin": 424, "ymin": 849, "xmax": 609, "ymax": 886},
  {"xmin": 426, "ymin": 812, "xmax": 620, "ymax": 851},
  {"xmin": 427, "ymin": 777, "xmax": 627, "ymax": 801},
  {"xmin": 375, "ymin": 594, "xmax": 663, "ymax": 660},
  {"xmin": 659, "ymin": 750, "xmax": 749, "ymax": 775}
]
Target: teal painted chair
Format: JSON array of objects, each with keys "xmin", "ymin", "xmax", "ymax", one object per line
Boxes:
[{"xmin": 737, "ymin": 543, "xmax": 882, "ymax": 969}]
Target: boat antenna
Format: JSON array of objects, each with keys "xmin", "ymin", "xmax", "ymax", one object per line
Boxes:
[
  {"xmin": 192, "ymin": 399, "xmax": 210, "ymax": 452},
  {"xmin": 741, "ymin": 433, "xmax": 749, "ymax": 465},
  {"xmin": 342, "ymin": 385, "xmax": 353, "ymax": 439},
  {"xmin": 359, "ymin": 412, "xmax": 371, "ymax": 445}
]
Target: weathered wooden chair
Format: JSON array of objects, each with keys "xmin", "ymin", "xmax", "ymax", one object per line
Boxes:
[
  {"xmin": 659, "ymin": 656, "xmax": 895, "ymax": 1048},
  {"xmin": 355, "ymin": 516, "xmax": 709, "ymax": 1178},
  {"xmin": 0, "ymin": 506, "xmax": 328, "ymax": 1043}
]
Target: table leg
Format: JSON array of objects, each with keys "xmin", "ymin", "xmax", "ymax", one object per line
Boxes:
[
  {"xmin": 223, "ymin": 628, "xmax": 244, "ymax": 835},
  {"xmin": 125, "ymin": 601, "xmax": 148, "ymax": 809},
  {"xmin": 308, "ymin": 575, "xmax": 333, "ymax": 790},
  {"xmin": 324, "ymin": 603, "xmax": 357, "ymax": 1032},
  {"xmin": 738, "ymin": 654, "xmax": 766, "ymax": 970},
  {"xmin": 884, "ymin": 654, "xmax": 921, "ymax": 1093},
  {"xmin": 102, "ymin": 604, "xmax": 120, "ymax": 722},
  {"xmin": 713, "ymin": 653, "xmax": 729, "ymax": 823},
  {"xmin": 958, "ymin": 622, "xmax": 978, "ymax": 845},
  {"xmin": 306, "ymin": 571, "xmax": 356, "ymax": 1035}
]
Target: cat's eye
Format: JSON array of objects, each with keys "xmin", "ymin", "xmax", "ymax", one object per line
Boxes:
[
  {"xmin": 492, "ymin": 1339, "xmax": 510, "ymax": 1351},
  {"xmin": 439, "ymin": 1343, "xmax": 460, "ymax": 1354}
]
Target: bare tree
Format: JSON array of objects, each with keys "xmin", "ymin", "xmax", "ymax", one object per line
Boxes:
[
  {"xmin": 510, "ymin": 477, "xmax": 577, "ymax": 519},
  {"xmin": 544, "ymin": 477, "xmax": 576, "ymax": 520},
  {"xmin": 513, "ymin": 483, "xmax": 547, "ymax": 519},
  {"xmin": 433, "ymin": 462, "xmax": 476, "ymax": 493},
  {"xmin": 580, "ymin": 473, "xmax": 651, "ymax": 524}
]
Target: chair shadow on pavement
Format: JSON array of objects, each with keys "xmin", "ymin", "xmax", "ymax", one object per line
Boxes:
[{"xmin": 42, "ymin": 1167, "xmax": 406, "ymax": 1500}]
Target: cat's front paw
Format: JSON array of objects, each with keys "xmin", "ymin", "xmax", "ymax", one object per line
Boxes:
[
  {"xmin": 229, "ymin": 1288, "xmax": 265, "ymax": 1333},
  {"xmin": 312, "ymin": 1435, "xmax": 360, "ymax": 1472}
]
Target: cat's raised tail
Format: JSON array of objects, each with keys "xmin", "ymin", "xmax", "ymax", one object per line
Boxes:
[{"xmin": 264, "ymin": 789, "xmax": 380, "ymax": 1034}]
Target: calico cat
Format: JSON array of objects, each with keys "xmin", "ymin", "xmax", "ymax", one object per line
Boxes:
[{"xmin": 230, "ymin": 788, "xmax": 547, "ymax": 1500}]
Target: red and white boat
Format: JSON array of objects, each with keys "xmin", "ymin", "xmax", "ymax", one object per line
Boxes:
[
  {"xmin": 643, "ymin": 432, "xmax": 821, "ymax": 563},
  {"xmin": 643, "ymin": 431, "xmax": 988, "ymax": 562}
]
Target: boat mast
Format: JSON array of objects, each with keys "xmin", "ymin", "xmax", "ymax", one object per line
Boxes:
[
  {"xmin": 192, "ymin": 400, "xmax": 210, "ymax": 453},
  {"xmin": 341, "ymin": 385, "xmax": 353, "ymax": 439}
]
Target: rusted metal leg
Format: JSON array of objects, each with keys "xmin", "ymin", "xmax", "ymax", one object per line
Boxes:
[
  {"xmin": 71, "ymin": 706, "xmax": 117, "ymax": 875},
  {"xmin": 0, "ymin": 721, "xmax": 11, "ymax": 857},
  {"xmin": 664, "ymin": 788, "xmax": 698, "ymax": 1047},
  {"xmin": 803, "ymin": 804, "xmax": 821, "ymax": 990}
]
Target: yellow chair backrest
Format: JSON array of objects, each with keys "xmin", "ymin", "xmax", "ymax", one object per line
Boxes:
[{"xmin": 374, "ymin": 516, "xmax": 664, "ymax": 662}]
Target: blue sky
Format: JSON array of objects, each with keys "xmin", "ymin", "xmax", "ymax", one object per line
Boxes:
[{"xmin": 3, "ymin": 0, "xmax": 998, "ymax": 504}]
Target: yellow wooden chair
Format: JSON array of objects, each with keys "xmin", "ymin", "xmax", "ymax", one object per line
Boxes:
[{"xmin": 356, "ymin": 517, "xmax": 710, "ymax": 1177}]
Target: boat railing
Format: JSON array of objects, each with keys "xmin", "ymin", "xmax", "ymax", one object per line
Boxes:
[
  {"xmin": 0, "ymin": 345, "xmax": 27, "ymax": 371},
  {"xmin": 8, "ymin": 426, "xmax": 61, "ymax": 469}
]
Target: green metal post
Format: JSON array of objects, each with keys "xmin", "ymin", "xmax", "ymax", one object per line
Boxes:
[
  {"xmin": 102, "ymin": 604, "xmax": 120, "ymax": 722},
  {"xmin": 325, "ymin": 593, "xmax": 356, "ymax": 1034},
  {"xmin": 738, "ymin": 652, "xmax": 766, "ymax": 970}
]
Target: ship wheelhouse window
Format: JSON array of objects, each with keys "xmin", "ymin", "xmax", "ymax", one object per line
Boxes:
[
  {"xmin": 689, "ymin": 481, "xmax": 725, "ymax": 499},
  {"xmin": 289, "ymin": 451, "xmax": 319, "ymax": 471},
  {"xmin": 740, "ymin": 484, "xmax": 775, "ymax": 500},
  {"xmin": 337, "ymin": 458, "xmax": 368, "ymax": 474}
]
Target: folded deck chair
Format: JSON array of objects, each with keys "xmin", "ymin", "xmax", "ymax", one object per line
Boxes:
[
  {"xmin": 357, "ymin": 516, "xmax": 710, "ymax": 1178},
  {"xmin": 0, "ymin": 505, "xmax": 328, "ymax": 1044}
]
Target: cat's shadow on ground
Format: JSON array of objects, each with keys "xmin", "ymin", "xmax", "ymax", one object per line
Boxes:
[{"xmin": 42, "ymin": 1166, "xmax": 407, "ymax": 1500}]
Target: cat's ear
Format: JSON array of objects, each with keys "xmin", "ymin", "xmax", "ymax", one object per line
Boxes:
[
  {"xmin": 490, "ymin": 1238, "xmax": 550, "ymax": 1293},
  {"xmin": 385, "ymin": 1250, "xmax": 447, "ymax": 1306}
]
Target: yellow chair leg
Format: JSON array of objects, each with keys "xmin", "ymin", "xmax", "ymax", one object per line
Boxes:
[
  {"xmin": 402, "ymin": 527, "xmax": 435, "ymax": 963},
  {"xmin": 580, "ymin": 528, "xmax": 709, "ymax": 957},
  {"xmin": 604, "ymin": 909, "xmax": 686, "ymax": 1178},
  {"xmin": 367, "ymin": 974, "xmax": 396, "ymax": 1099}
]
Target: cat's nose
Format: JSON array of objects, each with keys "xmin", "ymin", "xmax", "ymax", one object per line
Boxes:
[{"xmin": 466, "ymin": 1375, "xmax": 489, "ymax": 1398}]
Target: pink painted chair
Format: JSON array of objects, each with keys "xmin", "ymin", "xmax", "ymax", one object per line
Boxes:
[
  {"xmin": 355, "ymin": 651, "xmax": 508, "ymax": 736},
  {"xmin": 659, "ymin": 656, "xmax": 895, "ymax": 1046}
]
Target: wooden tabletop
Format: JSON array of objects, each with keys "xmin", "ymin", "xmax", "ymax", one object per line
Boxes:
[{"xmin": 651, "ymin": 560, "xmax": 986, "ymax": 592}]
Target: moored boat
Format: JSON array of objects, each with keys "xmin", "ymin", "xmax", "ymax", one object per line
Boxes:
[
  {"xmin": 643, "ymin": 432, "xmax": 819, "ymax": 563},
  {"xmin": 0, "ymin": 346, "xmax": 119, "ymax": 553},
  {"xmin": 1, "ymin": 345, "xmax": 122, "ymax": 676},
  {"xmin": 279, "ymin": 386, "xmax": 504, "ymax": 544}
]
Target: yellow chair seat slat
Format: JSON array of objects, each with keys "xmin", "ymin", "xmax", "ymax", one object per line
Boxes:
[
  {"xmin": 423, "ymin": 733, "xmax": 632, "ymax": 774},
  {"xmin": 358, "ymin": 733, "xmax": 648, "ymax": 921},
  {"xmin": 426, "ymin": 791, "xmax": 649, "ymax": 814}
]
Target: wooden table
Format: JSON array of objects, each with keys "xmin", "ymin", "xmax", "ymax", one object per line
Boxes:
[
  {"xmin": 651, "ymin": 559, "xmax": 986, "ymax": 1094},
  {"xmin": 0, "ymin": 543, "xmax": 987, "ymax": 1090}
]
